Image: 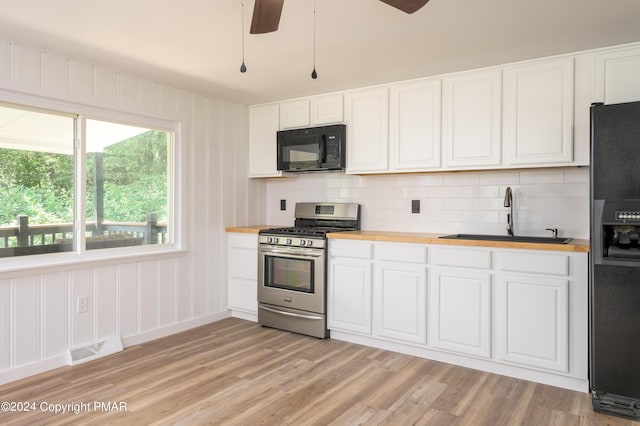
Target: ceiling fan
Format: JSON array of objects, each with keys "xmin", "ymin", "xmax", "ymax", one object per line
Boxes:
[{"xmin": 250, "ymin": 0, "xmax": 430, "ymax": 34}]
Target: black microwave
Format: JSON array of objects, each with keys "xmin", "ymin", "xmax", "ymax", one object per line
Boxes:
[{"xmin": 277, "ymin": 124, "xmax": 346, "ymax": 172}]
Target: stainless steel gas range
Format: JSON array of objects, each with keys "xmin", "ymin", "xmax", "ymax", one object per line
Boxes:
[{"xmin": 258, "ymin": 202, "xmax": 361, "ymax": 338}]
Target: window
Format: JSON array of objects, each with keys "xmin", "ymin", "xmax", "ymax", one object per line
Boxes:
[{"xmin": 0, "ymin": 102, "xmax": 173, "ymax": 259}]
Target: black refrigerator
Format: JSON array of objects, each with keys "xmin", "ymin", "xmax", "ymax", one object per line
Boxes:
[{"xmin": 590, "ymin": 101, "xmax": 640, "ymax": 419}]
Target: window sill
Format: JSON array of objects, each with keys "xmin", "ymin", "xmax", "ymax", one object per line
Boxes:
[{"xmin": 0, "ymin": 245, "xmax": 188, "ymax": 276}]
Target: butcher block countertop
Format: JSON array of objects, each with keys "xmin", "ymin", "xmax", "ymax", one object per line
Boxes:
[
  {"xmin": 225, "ymin": 226, "xmax": 589, "ymax": 252},
  {"xmin": 327, "ymin": 230, "xmax": 590, "ymax": 253}
]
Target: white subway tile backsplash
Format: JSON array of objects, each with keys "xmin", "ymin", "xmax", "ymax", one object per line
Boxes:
[
  {"xmin": 264, "ymin": 167, "xmax": 590, "ymax": 238},
  {"xmin": 426, "ymin": 186, "xmax": 461, "ymax": 198},
  {"xmin": 460, "ymin": 185, "xmax": 501, "ymax": 198},
  {"xmin": 479, "ymin": 171, "xmax": 520, "ymax": 185},
  {"xmin": 521, "ymin": 169, "xmax": 564, "ymax": 184},
  {"xmin": 443, "ymin": 173, "xmax": 480, "ymax": 186},
  {"xmin": 514, "ymin": 185, "xmax": 543, "ymax": 198},
  {"xmin": 460, "ymin": 210, "xmax": 500, "ymax": 223},
  {"xmin": 563, "ymin": 167, "xmax": 589, "ymax": 183},
  {"xmin": 543, "ymin": 182, "xmax": 588, "ymax": 197}
]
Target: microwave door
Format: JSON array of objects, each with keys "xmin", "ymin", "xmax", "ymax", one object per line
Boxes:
[{"xmin": 280, "ymin": 138, "xmax": 322, "ymax": 170}]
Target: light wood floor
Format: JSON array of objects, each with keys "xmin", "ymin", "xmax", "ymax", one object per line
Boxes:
[{"xmin": 0, "ymin": 317, "xmax": 637, "ymax": 425}]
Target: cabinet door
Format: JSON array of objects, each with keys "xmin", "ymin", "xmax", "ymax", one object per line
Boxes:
[
  {"xmin": 374, "ymin": 261, "xmax": 427, "ymax": 344},
  {"xmin": 345, "ymin": 87, "xmax": 389, "ymax": 173},
  {"xmin": 504, "ymin": 58, "xmax": 574, "ymax": 165},
  {"xmin": 311, "ymin": 94, "xmax": 344, "ymax": 125},
  {"xmin": 249, "ymin": 104, "xmax": 281, "ymax": 177},
  {"xmin": 280, "ymin": 99, "xmax": 310, "ymax": 129},
  {"xmin": 328, "ymin": 257, "xmax": 372, "ymax": 334},
  {"xmin": 227, "ymin": 234, "xmax": 258, "ymax": 314},
  {"xmin": 389, "ymin": 79, "xmax": 441, "ymax": 171},
  {"xmin": 595, "ymin": 45, "xmax": 640, "ymax": 104},
  {"xmin": 494, "ymin": 273, "xmax": 569, "ymax": 372},
  {"xmin": 442, "ymin": 69, "xmax": 502, "ymax": 168},
  {"xmin": 429, "ymin": 268, "xmax": 491, "ymax": 358}
]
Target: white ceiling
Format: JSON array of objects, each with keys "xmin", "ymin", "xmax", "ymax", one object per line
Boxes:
[{"xmin": 0, "ymin": 0, "xmax": 639, "ymax": 105}]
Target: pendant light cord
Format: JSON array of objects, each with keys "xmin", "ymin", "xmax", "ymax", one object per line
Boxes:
[
  {"xmin": 311, "ymin": 0, "xmax": 318, "ymax": 78},
  {"xmin": 240, "ymin": 0, "xmax": 247, "ymax": 72}
]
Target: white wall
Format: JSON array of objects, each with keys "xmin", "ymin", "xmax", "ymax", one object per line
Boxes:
[
  {"xmin": 0, "ymin": 38, "xmax": 254, "ymax": 384},
  {"xmin": 264, "ymin": 167, "xmax": 589, "ymax": 239}
]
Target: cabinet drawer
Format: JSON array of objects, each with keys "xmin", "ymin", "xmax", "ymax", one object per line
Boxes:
[
  {"xmin": 227, "ymin": 233, "xmax": 258, "ymax": 249},
  {"xmin": 430, "ymin": 247, "xmax": 491, "ymax": 269},
  {"xmin": 228, "ymin": 247, "xmax": 258, "ymax": 280},
  {"xmin": 329, "ymin": 240, "xmax": 373, "ymax": 259},
  {"xmin": 375, "ymin": 242, "xmax": 427, "ymax": 264},
  {"xmin": 496, "ymin": 251, "xmax": 569, "ymax": 276}
]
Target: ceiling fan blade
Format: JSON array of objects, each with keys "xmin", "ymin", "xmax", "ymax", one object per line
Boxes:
[
  {"xmin": 379, "ymin": 0, "xmax": 429, "ymax": 14},
  {"xmin": 250, "ymin": 0, "xmax": 285, "ymax": 34}
]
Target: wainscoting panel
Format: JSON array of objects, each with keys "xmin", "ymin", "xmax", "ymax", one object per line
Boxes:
[
  {"xmin": 43, "ymin": 272, "xmax": 68, "ymax": 359},
  {"xmin": 0, "ymin": 35, "xmax": 253, "ymax": 385}
]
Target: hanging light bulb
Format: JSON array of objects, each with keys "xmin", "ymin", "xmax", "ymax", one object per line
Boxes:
[
  {"xmin": 311, "ymin": 0, "xmax": 318, "ymax": 79},
  {"xmin": 240, "ymin": 0, "xmax": 247, "ymax": 73}
]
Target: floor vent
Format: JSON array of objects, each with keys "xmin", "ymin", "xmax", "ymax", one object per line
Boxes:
[
  {"xmin": 593, "ymin": 392, "xmax": 640, "ymax": 420},
  {"xmin": 66, "ymin": 336, "xmax": 123, "ymax": 366}
]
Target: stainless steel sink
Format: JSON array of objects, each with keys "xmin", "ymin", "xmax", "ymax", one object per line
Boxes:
[{"xmin": 439, "ymin": 234, "xmax": 572, "ymax": 244}]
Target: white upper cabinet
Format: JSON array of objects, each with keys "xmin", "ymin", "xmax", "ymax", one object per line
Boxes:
[
  {"xmin": 279, "ymin": 99, "xmax": 310, "ymax": 129},
  {"xmin": 503, "ymin": 58, "xmax": 574, "ymax": 165},
  {"xmin": 248, "ymin": 42, "xmax": 640, "ymax": 176},
  {"xmin": 310, "ymin": 93, "xmax": 344, "ymax": 125},
  {"xmin": 345, "ymin": 87, "xmax": 390, "ymax": 173},
  {"xmin": 595, "ymin": 45, "xmax": 640, "ymax": 104},
  {"xmin": 442, "ymin": 69, "xmax": 502, "ymax": 168},
  {"xmin": 249, "ymin": 103, "xmax": 281, "ymax": 178},
  {"xmin": 389, "ymin": 79, "xmax": 442, "ymax": 171}
]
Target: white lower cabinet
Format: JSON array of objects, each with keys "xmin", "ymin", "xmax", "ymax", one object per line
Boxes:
[
  {"xmin": 374, "ymin": 261, "xmax": 427, "ymax": 344},
  {"xmin": 494, "ymin": 273, "xmax": 569, "ymax": 372},
  {"xmin": 429, "ymin": 268, "xmax": 491, "ymax": 358},
  {"xmin": 327, "ymin": 238, "xmax": 588, "ymax": 392},
  {"xmin": 227, "ymin": 233, "xmax": 259, "ymax": 316},
  {"xmin": 327, "ymin": 241, "xmax": 373, "ymax": 334}
]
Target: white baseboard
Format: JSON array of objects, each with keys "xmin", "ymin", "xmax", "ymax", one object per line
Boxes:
[
  {"xmin": 0, "ymin": 355, "xmax": 68, "ymax": 386},
  {"xmin": 122, "ymin": 311, "xmax": 230, "ymax": 347},
  {"xmin": 330, "ymin": 330, "xmax": 589, "ymax": 393},
  {"xmin": 230, "ymin": 310, "xmax": 257, "ymax": 322},
  {"xmin": 0, "ymin": 311, "xmax": 231, "ymax": 386}
]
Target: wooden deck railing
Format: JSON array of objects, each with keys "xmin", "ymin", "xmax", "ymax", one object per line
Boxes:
[{"xmin": 0, "ymin": 214, "xmax": 167, "ymax": 255}]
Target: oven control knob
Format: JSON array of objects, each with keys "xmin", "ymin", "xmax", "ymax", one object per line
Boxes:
[
  {"xmin": 306, "ymin": 240, "xmax": 313, "ymax": 247},
  {"xmin": 266, "ymin": 237, "xmax": 273, "ymax": 243},
  {"xmin": 286, "ymin": 238, "xmax": 292, "ymax": 244},
  {"xmin": 273, "ymin": 237, "xmax": 279, "ymax": 244},
  {"xmin": 300, "ymin": 240, "xmax": 306, "ymax": 246}
]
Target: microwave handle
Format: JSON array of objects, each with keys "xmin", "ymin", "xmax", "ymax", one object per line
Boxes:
[{"xmin": 320, "ymin": 134, "xmax": 327, "ymax": 163}]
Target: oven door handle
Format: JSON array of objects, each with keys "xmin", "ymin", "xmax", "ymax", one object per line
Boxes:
[
  {"xmin": 259, "ymin": 248, "xmax": 324, "ymax": 259},
  {"xmin": 259, "ymin": 305, "xmax": 324, "ymax": 321}
]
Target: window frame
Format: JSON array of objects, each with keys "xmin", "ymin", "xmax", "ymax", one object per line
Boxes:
[{"xmin": 0, "ymin": 92, "xmax": 184, "ymax": 273}]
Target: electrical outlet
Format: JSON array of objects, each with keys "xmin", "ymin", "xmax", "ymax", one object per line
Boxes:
[
  {"xmin": 411, "ymin": 200, "xmax": 420, "ymax": 214},
  {"xmin": 280, "ymin": 199, "xmax": 286, "ymax": 211},
  {"xmin": 77, "ymin": 296, "xmax": 88, "ymax": 314}
]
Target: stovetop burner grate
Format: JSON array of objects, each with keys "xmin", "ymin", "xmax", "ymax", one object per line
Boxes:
[{"xmin": 260, "ymin": 226, "xmax": 352, "ymax": 238}]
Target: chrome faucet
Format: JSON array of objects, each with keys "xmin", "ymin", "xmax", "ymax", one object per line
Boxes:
[{"xmin": 504, "ymin": 187, "xmax": 514, "ymax": 237}]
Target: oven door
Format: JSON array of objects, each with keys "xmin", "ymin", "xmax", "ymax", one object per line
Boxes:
[{"xmin": 258, "ymin": 244, "xmax": 325, "ymax": 314}]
